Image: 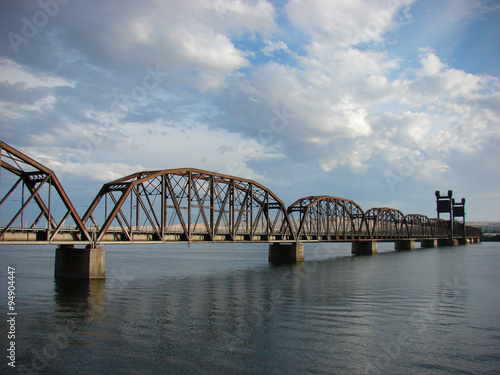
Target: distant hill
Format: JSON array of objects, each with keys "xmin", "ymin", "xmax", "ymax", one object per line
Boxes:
[{"xmin": 468, "ymin": 221, "xmax": 500, "ymax": 232}]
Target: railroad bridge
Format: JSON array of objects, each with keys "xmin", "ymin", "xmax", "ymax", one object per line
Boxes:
[{"xmin": 0, "ymin": 140, "xmax": 482, "ymax": 278}]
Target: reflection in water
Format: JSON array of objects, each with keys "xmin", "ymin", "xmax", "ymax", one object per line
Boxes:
[
  {"xmin": 5, "ymin": 243, "xmax": 500, "ymax": 374},
  {"xmin": 104, "ymin": 256, "xmax": 411, "ymax": 374},
  {"xmin": 54, "ymin": 278, "xmax": 106, "ymax": 321}
]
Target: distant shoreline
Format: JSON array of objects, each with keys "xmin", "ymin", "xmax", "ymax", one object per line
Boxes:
[{"xmin": 483, "ymin": 234, "xmax": 500, "ymax": 242}]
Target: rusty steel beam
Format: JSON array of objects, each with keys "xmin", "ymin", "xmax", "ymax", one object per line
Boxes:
[
  {"xmin": 405, "ymin": 214, "xmax": 432, "ymax": 239},
  {"xmin": 82, "ymin": 168, "xmax": 295, "ymax": 243},
  {"xmin": 0, "ymin": 140, "xmax": 91, "ymax": 242},
  {"xmin": 287, "ymin": 196, "xmax": 370, "ymax": 241},
  {"xmin": 366, "ymin": 207, "xmax": 407, "ymax": 239}
]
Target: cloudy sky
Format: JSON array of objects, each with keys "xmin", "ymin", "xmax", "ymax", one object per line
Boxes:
[{"xmin": 1, "ymin": 0, "xmax": 499, "ymax": 221}]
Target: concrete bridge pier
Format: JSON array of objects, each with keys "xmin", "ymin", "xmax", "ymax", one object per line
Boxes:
[
  {"xmin": 269, "ymin": 242, "xmax": 305, "ymax": 262},
  {"xmin": 395, "ymin": 240, "xmax": 415, "ymax": 251},
  {"xmin": 437, "ymin": 239, "xmax": 459, "ymax": 247},
  {"xmin": 55, "ymin": 244, "xmax": 105, "ymax": 279},
  {"xmin": 421, "ymin": 239, "xmax": 438, "ymax": 248},
  {"xmin": 352, "ymin": 241, "xmax": 378, "ymax": 255}
]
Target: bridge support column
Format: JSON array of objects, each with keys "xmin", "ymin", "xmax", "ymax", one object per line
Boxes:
[
  {"xmin": 421, "ymin": 239, "xmax": 438, "ymax": 248},
  {"xmin": 268, "ymin": 243, "xmax": 304, "ymax": 262},
  {"xmin": 437, "ymin": 239, "xmax": 459, "ymax": 247},
  {"xmin": 55, "ymin": 244, "xmax": 105, "ymax": 279},
  {"xmin": 352, "ymin": 241, "xmax": 378, "ymax": 255},
  {"xmin": 395, "ymin": 240, "xmax": 415, "ymax": 251}
]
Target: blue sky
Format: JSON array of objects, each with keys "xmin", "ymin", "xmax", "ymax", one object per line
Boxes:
[{"xmin": 1, "ymin": 0, "xmax": 499, "ymax": 221}]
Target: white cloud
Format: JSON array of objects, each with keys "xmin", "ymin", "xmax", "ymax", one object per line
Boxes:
[
  {"xmin": 52, "ymin": 0, "xmax": 276, "ymax": 91},
  {"xmin": 53, "ymin": 161, "xmax": 147, "ymax": 182},
  {"xmin": 1, "ymin": 0, "xmax": 499, "ymax": 220},
  {"xmin": 0, "ymin": 58, "xmax": 74, "ymax": 88},
  {"xmin": 286, "ymin": 0, "xmax": 415, "ymax": 47},
  {"xmin": 419, "ymin": 51, "xmax": 446, "ymax": 76},
  {"xmin": 261, "ymin": 40, "xmax": 290, "ymax": 56},
  {"xmin": 411, "ymin": 50, "xmax": 486, "ymax": 99}
]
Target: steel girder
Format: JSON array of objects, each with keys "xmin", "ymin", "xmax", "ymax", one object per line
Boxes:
[
  {"xmin": 405, "ymin": 214, "xmax": 432, "ymax": 239},
  {"xmin": 287, "ymin": 196, "xmax": 370, "ymax": 241},
  {"xmin": 0, "ymin": 141, "xmax": 91, "ymax": 242},
  {"xmin": 81, "ymin": 168, "xmax": 295, "ymax": 243},
  {"xmin": 429, "ymin": 218, "xmax": 449, "ymax": 238},
  {"xmin": 366, "ymin": 207, "xmax": 406, "ymax": 239},
  {"xmin": 465, "ymin": 225, "xmax": 482, "ymax": 238}
]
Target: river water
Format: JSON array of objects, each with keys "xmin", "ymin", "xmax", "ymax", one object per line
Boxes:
[{"xmin": 2, "ymin": 241, "xmax": 500, "ymax": 374}]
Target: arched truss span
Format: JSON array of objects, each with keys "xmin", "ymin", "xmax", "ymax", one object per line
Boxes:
[
  {"xmin": 287, "ymin": 196, "xmax": 370, "ymax": 241},
  {"xmin": 366, "ymin": 207, "xmax": 406, "ymax": 239},
  {"xmin": 82, "ymin": 168, "xmax": 295, "ymax": 243},
  {"xmin": 0, "ymin": 141, "xmax": 91, "ymax": 242},
  {"xmin": 405, "ymin": 214, "xmax": 432, "ymax": 239},
  {"xmin": 430, "ymin": 218, "xmax": 449, "ymax": 238}
]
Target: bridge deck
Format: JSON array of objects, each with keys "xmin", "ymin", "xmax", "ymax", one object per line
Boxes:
[{"xmin": 0, "ymin": 226, "xmax": 481, "ymax": 245}]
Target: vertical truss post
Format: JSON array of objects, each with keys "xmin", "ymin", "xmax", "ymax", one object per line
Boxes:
[
  {"xmin": 136, "ymin": 185, "xmax": 140, "ymax": 233},
  {"xmin": 21, "ymin": 180, "xmax": 25, "ymax": 228},
  {"xmin": 210, "ymin": 175, "xmax": 214, "ymax": 239},
  {"xmin": 230, "ymin": 179, "xmax": 235, "ymax": 237},
  {"xmin": 326, "ymin": 199, "xmax": 330, "ymax": 240},
  {"xmin": 188, "ymin": 171, "xmax": 192, "ymax": 239},
  {"xmin": 47, "ymin": 176, "xmax": 52, "ymax": 240},
  {"xmin": 266, "ymin": 191, "xmax": 270, "ymax": 238},
  {"xmin": 316, "ymin": 201, "xmax": 320, "ymax": 238},
  {"xmin": 130, "ymin": 190, "xmax": 133, "ymax": 237},
  {"xmin": 249, "ymin": 183, "xmax": 253, "ymax": 240},
  {"xmin": 161, "ymin": 174, "xmax": 166, "ymax": 240}
]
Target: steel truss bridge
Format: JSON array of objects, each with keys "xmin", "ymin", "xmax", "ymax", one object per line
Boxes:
[{"xmin": 0, "ymin": 140, "xmax": 482, "ymax": 246}]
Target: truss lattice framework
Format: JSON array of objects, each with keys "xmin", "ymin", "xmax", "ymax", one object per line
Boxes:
[
  {"xmin": 82, "ymin": 168, "xmax": 296, "ymax": 243},
  {"xmin": 287, "ymin": 196, "xmax": 370, "ymax": 241},
  {"xmin": 0, "ymin": 141, "xmax": 91, "ymax": 242},
  {"xmin": 365, "ymin": 207, "xmax": 407, "ymax": 239},
  {"xmin": 430, "ymin": 218, "xmax": 451, "ymax": 238},
  {"xmin": 405, "ymin": 214, "xmax": 433, "ymax": 239}
]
